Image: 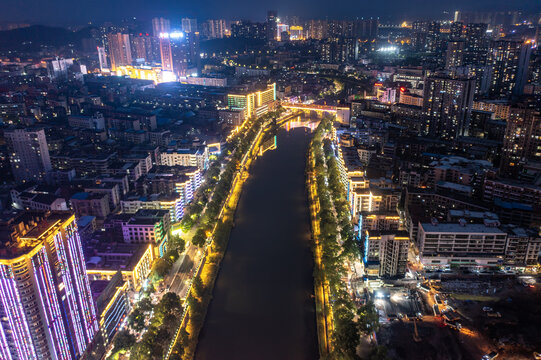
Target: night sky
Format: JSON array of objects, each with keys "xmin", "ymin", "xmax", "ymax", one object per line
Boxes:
[{"xmin": 1, "ymin": 0, "xmax": 539, "ymax": 26}]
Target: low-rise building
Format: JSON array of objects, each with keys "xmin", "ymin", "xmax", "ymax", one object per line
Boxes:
[
  {"xmin": 121, "ymin": 209, "xmax": 171, "ymax": 257},
  {"xmin": 350, "ymin": 187, "xmax": 400, "ymax": 218},
  {"xmin": 219, "ymin": 108, "xmax": 245, "ymax": 127},
  {"xmin": 417, "ymin": 221, "xmax": 506, "ymax": 269},
  {"xmin": 86, "ymin": 242, "xmax": 154, "ymax": 291},
  {"xmin": 121, "ymin": 193, "xmax": 184, "ymax": 222},
  {"xmin": 91, "ymin": 271, "xmax": 129, "ymax": 344},
  {"xmin": 502, "ymin": 226, "xmax": 541, "ymax": 268},
  {"xmin": 160, "ymin": 146, "xmax": 208, "ymax": 170},
  {"xmin": 71, "ymin": 192, "xmax": 111, "ymax": 219},
  {"xmin": 68, "ymin": 112, "xmax": 105, "ymax": 130},
  {"xmin": 483, "ymin": 178, "xmax": 541, "ymax": 207}
]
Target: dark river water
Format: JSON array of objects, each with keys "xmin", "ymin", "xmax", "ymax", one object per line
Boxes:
[{"xmin": 195, "ymin": 125, "xmax": 318, "ymax": 360}]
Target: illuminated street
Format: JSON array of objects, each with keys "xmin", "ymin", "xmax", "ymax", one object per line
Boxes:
[{"xmin": 1, "ymin": 3, "xmax": 539, "ymax": 360}]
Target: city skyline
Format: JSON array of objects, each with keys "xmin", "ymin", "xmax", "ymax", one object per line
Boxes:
[
  {"xmin": 0, "ymin": 0, "xmax": 539, "ymax": 26},
  {"xmin": 0, "ymin": 3, "xmax": 539, "ymax": 360}
]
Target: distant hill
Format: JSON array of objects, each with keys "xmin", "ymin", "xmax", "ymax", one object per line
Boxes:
[{"xmin": 0, "ymin": 25, "xmax": 94, "ymax": 51}]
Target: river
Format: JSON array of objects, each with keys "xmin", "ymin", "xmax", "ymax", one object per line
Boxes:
[{"xmin": 195, "ymin": 123, "xmax": 318, "ymax": 360}]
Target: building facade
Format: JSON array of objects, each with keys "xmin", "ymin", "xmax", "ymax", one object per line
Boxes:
[
  {"xmin": 0, "ymin": 211, "xmax": 98, "ymax": 360},
  {"xmin": 5, "ymin": 128, "xmax": 52, "ymax": 184}
]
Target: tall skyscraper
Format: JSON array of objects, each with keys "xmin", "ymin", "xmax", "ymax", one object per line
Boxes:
[
  {"xmin": 0, "ymin": 211, "xmax": 98, "ymax": 360},
  {"xmin": 206, "ymin": 19, "xmax": 227, "ymax": 39},
  {"xmin": 152, "ymin": 17, "xmax": 171, "ymax": 37},
  {"xmin": 186, "ymin": 31, "xmax": 201, "ymax": 71},
  {"xmin": 159, "ymin": 32, "xmax": 188, "ymax": 79},
  {"xmin": 97, "ymin": 46, "xmax": 108, "ymax": 71},
  {"xmin": 230, "ymin": 21, "xmax": 267, "ymax": 40},
  {"xmin": 309, "ymin": 19, "xmax": 328, "ymax": 40},
  {"xmin": 266, "ymin": 11, "xmax": 277, "ymax": 42},
  {"xmin": 445, "ymin": 41, "xmax": 465, "ymax": 69},
  {"xmin": 488, "ymin": 40, "xmax": 532, "ymax": 98},
  {"xmin": 449, "ymin": 21, "xmax": 464, "ymax": 40},
  {"xmin": 411, "ymin": 21, "xmax": 441, "ymax": 53},
  {"xmin": 130, "ymin": 34, "xmax": 155, "ymax": 63},
  {"xmin": 500, "ymin": 103, "xmax": 541, "ymax": 176},
  {"xmin": 320, "ymin": 38, "xmax": 358, "ymax": 63},
  {"xmin": 463, "ymin": 23, "xmax": 489, "ymax": 65},
  {"xmin": 181, "ymin": 18, "xmax": 197, "ymax": 33},
  {"xmin": 106, "ymin": 33, "xmax": 132, "ymax": 71},
  {"xmin": 423, "ymin": 74, "xmax": 475, "ymax": 139},
  {"xmin": 5, "ymin": 128, "xmax": 52, "ymax": 184}
]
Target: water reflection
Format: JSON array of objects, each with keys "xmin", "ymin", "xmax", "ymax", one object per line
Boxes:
[{"xmin": 195, "ymin": 121, "xmax": 318, "ymax": 360}]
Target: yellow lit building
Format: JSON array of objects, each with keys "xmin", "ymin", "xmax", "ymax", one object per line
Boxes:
[
  {"xmin": 290, "ymin": 26, "xmax": 304, "ymax": 40},
  {"xmin": 86, "ymin": 243, "xmax": 154, "ymax": 291},
  {"xmin": 227, "ymin": 83, "xmax": 276, "ymax": 118},
  {"xmin": 114, "ymin": 65, "xmax": 177, "ymax": 84},
  {"xmin": 360, "ymin": 212, "xmax": 401, "ymax": 232}
]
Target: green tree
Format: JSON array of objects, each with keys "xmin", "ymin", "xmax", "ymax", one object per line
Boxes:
[
  {"xmin": 358, "ymin": 302, "xmax": 380, "ymax": 334},
  {"xmin": 192, "ymin": 228, "xmax": 207, "ymax": 247},
  {"xmin": 138, "ymin": 297, "xmax": 153, "ymax": 313},
  {"xmin": 191, "ymin": 275, "xmax": 205, "ymax": 299},
  {"xmin": 156, "ymin": 291, "xmax": 182, "ymax": 316},
  {"xmin": 169, "ymin": 235, "xmax": 186, "ymax": 254},
  {"xmin": 333, "ymin": 305, "xmax": 360, "ymax": 359},
  {"xmin": 128, "ymin": 307, "xmax": 146, "ymax": 331},
  {"xmin": 150, "ymin": 258, "xmax": 172, "ymax": 282},
  {"xmin": 113, "ymin": 330, "xmax": 135, "ymax": 352}
]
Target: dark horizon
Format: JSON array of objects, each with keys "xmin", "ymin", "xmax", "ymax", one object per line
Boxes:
[{"xmin": 0, "ymin": 0, "xmax": 538, "ymax": 27}]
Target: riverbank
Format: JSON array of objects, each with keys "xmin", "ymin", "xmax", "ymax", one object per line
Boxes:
[
  {"xmin": 165, "ymin": 111, "xmax": 312, "ymax": 360},
  {"xmin": 195, "ymin": 125, "xmax": 317, "ymax": 360},
  {"xmin": 163, "ymin": 112, "xmax": 270, "ymax": 360},
  {"xmin": 306, "ymin": 117, "xmax": 372, "ymax": 359},
  {"xmin": 306, "ymin": 119, "xmax": 333, "ymax": 358}
]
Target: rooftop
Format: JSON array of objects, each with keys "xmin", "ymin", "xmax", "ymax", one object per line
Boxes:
[{"xmin": 420, "ymin": 222, "xmax": 505, "ymax": 234}]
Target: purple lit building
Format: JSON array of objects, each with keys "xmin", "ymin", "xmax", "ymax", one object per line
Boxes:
[{"xmin": 0, "ymin": 211, "xmax": 98, "ymax": 359}]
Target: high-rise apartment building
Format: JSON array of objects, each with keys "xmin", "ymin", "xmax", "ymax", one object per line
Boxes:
[
  {"xmin": 500, "ymin": 103, "xmax": 541, "ymax": 176},
  {"xmin": 205, "ymin": 19, "xmax": 227, "ymax": 39},
  {"xmin": 463, "ymin": 23, "xmax": 489, "ymax": 65},
  {"xmin": 130, "ymin": 34, "xmax": 155, "ymax": 63},
  {"xmin": 152, "ymin": 17, "xmax": 171, "ymax": 37},
  {"xmin": 412, "ymin": 21, "xmax": 441, "ymax": 53},
  {"xmin": 231, "ymin": 21, "xmax": 266, "ymax": 40},
  {"xmin": 488, "ymin": 40, "xmax": 532, "ymax": 97},
  {"xmin": 324, "ymin": 19, "xmax": 378, "ymax": 39},
  {"xmin": 181, "ymin": 18, "xmax": 197, "ymax": 33},
  {"xmin": 266, "ymin": 11, "xmax": 277, "ymax": 42},
  {"xmin": 159, "ymin": 32, "xmax": 188, "ymax": 78},
  {"xmin": 423, "ymin": 74, "xmax": 475, "ymax": 139},
  {"xmin": 185, "ymin": 31, "xmax": 201, "ymax": 69},
  {"xmin": 97, "ymin": 46, "xmax": 108, "ymax": 71},
  {"xmin": 309, "ymin": 20, "xmax": 328, "ymax": 40},
  {"xmin": 320, "ymin": 37, "xmax": 358, "ymax": 63},
  {"xmin": 0, "ymin": 211, "xmax": 98, "ymax": 360},
  {"xmin": 445, "ymin": 41, "xmax": 465, "ymax": 69},
  {"xmin": 364, "ymin": 230, "xmax": 409, "ymax": 277},
  {"xmin": 5, "ymin": 128, "xmax": 52, "ymax": 184},
  {"xmin": 107, "ymin": 33, "xmax": 132, "ymax": 71}
]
